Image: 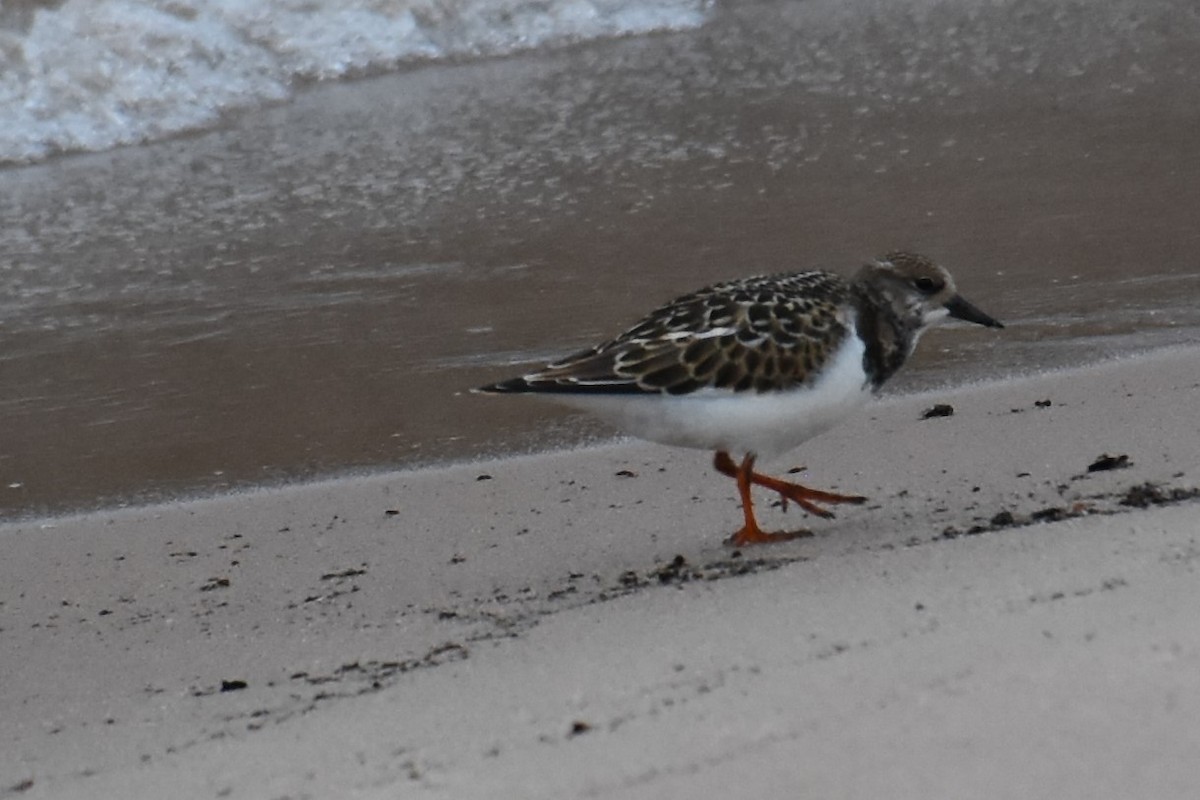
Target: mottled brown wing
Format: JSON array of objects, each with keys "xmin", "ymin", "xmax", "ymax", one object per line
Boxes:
[{"xmin": 495, "ymin": 271, "xmax": 853, "ymax": 395}]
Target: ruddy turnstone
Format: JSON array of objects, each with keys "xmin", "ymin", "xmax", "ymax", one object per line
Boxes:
[{"xmin": 478, "ymin": 252, "xmax": 1003, "ymax": 546}]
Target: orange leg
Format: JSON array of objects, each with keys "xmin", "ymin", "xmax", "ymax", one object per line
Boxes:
[{"xmin": 713, "ymin": 451, "xmax": 867, "ymax": 547}]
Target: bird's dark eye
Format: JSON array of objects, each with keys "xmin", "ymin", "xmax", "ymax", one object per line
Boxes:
[{"xmin": 913, "ymin": 276, "xmax": 943, "ymax": 294}]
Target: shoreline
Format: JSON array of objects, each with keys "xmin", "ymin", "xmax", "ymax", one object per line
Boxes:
[
  {"xmin": 5, "ymin": 344, "xmax": 1200, "ymax": 798},
  {"xmin": 4, "ymin": 340, "xmax": 1188, "ymax": 526},
  {"xmin": 5, "ymin": 0, "xmax": 1200, "ymax": 520}
]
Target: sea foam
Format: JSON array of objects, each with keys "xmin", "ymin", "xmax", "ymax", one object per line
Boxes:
[{"xmin": 0, "ymin": 0, "xmax": 710, "ymax": 164}]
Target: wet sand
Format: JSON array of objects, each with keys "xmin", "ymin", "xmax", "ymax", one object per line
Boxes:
[
  {"xmin": 4, "ymin": 346, "xmax": 1200, "ymax": 798},
  {"xmin": 2, "ymin": 0, "xmax": 1200, "ymax": 516}
]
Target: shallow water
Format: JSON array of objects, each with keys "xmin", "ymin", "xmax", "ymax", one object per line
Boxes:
[
  {"xmin": 2, "ymin": 0, "xmax": 1199, "ymax": 518},
  {"xmin": 0, "ymin": 0, "xmax": 708, "ymax": 162}
]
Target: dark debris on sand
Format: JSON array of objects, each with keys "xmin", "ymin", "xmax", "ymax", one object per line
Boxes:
[
  {"xmin": 921, "ymin": 404, "xmax": 955, "ymax": 419},
  {"xmin": 940, "ymin": 479, "xmax": 1199, "ymax": 541},
  {"xmin": 1087, "ymin": 453, "xmax": 1131, "ymax": 473},
  {"xmin": 1119, "ymin": 482, "xmax": 1200, "ymax": 508},
  {"xmin": 601, "ymin": 552, "xmax": 802, "ymax": 598}
]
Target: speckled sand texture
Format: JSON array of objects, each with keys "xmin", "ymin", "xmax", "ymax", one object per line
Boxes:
[{"xmin": 4, "ymin": 347, "xmax": 1200, "ymax": 799}]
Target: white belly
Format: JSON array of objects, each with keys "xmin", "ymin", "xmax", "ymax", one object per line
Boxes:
[{"xmin": 551, "ymin": 334, "xmax": 872, "ymax": 459}]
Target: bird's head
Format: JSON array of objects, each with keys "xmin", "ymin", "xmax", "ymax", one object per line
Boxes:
[{"xmin": 859, "ymin": 251, "xmax": 1004, "ymax": 331}]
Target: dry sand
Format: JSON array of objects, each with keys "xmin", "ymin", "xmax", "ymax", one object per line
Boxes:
[{"xmin": 4, "ymin": 345, "xmax": 1200, "ymax": 799}]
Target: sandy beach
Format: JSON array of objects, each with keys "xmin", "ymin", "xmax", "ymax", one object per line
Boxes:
[
  {"xmin": 4, "ymin": 4, "xmax": 1200, "ymax": 795},
  {"xmin": 4, "ymin": 344, "xmax": 1200, "ymax": 798}
]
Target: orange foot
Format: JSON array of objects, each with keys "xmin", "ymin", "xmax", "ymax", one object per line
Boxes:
[
  {"xmin": 727, "ymin": 524, "xmax": 812, "ymax": 548},
  {"xmin": 714, "ymin": 451, "xmax": 867, "ymax": 547}
]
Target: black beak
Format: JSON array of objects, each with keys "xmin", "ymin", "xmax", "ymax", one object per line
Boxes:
[{"xmin": 945, "ymin": 294, "xmax": 1004, "ymax": 329}]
